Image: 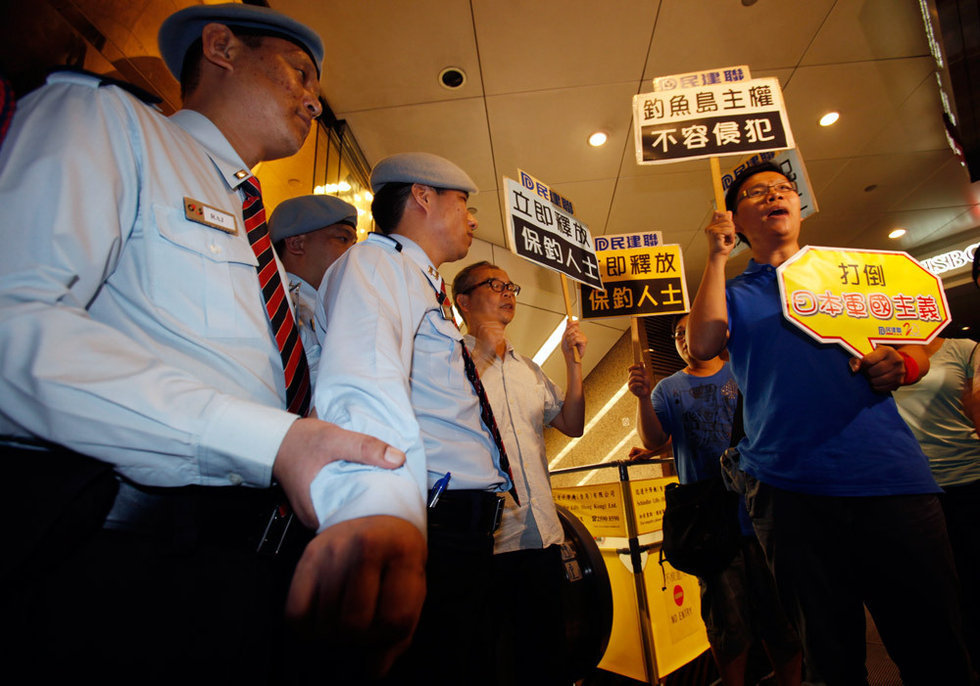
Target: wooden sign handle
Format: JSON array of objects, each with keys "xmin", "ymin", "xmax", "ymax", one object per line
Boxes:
[
  {"xmin": 560, "ymin": 274, "xmax": 581, "ymax": 363},
  {"xmin": 630, "ymin": 317, "xmax": 642, "ymax": 366},
  {"xmin": 709, "ymin": 156, "xmax": 727, "ymax": 212}
]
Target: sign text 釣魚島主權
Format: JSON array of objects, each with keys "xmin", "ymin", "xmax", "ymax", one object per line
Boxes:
[{"xmin": 633, "ymin": 77, "xmax": 794, "ymax": 165}]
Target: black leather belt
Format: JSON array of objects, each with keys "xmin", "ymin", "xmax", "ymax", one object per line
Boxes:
[
  {"xmin": 427, "ymin": 489, "xmax": 504, "ymax": 537},
  {"xmin": 104, "ymin": 478, "xmax": 309, "ymax": 558}
]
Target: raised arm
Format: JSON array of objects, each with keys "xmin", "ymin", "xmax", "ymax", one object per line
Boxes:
[
  {"xmin": 627, "ymin": 363, "xmax": 669, "ymax": 449},
  {"xmin": 688, "ymin": 211, "xmax": 735, "ymax": 361},
  {"xmin": 549, "ymin": 318, "xmax": 587, "ymax": 437}
]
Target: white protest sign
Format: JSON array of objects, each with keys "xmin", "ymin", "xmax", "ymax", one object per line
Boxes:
[
  {"xmin": 633, "ymin": 77, "xmax": 795, "ymax": 165},
  {"xmin": 503, "ymin": 176, "xmax": 602, "ymax": 289}
]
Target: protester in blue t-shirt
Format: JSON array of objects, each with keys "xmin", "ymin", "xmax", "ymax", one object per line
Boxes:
[
  {"xmin": 629, "ymin": 313, "xmax": 801, "ymax": 686},
  {"xmin": 687, "ymin": 161, "xmax": 973, "ymax": 685}
]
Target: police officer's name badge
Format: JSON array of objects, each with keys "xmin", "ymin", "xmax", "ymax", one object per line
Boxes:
[{"xmin": 184, "ymin": 197, "xmax": 237, "ymax": 235}]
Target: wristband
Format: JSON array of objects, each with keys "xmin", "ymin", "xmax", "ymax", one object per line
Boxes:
[{"xmin": 898, "ymin": 351, "xmax": 919, "ymax": 386}]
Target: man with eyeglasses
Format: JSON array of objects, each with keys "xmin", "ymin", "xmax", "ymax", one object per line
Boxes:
[
  {"xmin": 314, "ymin": 153, "xmax": 515, "ymax": 685},
  {"xmin": 687, "ymin": 162, "xmax": 973, "ymax": 685},
  {"xmin": 452, "ymin": 260, "xmax": 586, "ymax": 685}
]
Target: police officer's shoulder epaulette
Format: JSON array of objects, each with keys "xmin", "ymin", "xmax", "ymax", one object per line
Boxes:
[
  {"xmin": 368, "ymin": 232, "xmax": 403, "ymax": 252},
  {"xmin": 48, "ymin": 67, "xmax": 162, "ymax": 105}
]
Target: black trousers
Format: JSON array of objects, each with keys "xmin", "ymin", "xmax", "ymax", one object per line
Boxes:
[
  {"xmin": 941, "ymin": 479, "xmax": 980, "ymax": 672},
  {"xmin": 382, "ymin": 491, "xmax": 500, "ymax": 686},
  {"xmin": 492, "ymin": 545, "xmax": 567, "ymax": 686},
  {"xmin": 2, "ymin": 444, "xmax": 309, "ymax": 685},
  {"xmin": 746, "ymin": 476, "xmax": 975, "ymax": 686}
]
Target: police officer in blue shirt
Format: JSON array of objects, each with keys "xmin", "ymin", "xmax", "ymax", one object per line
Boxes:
[
  {"xmin": 0, "ymin": 4, "xmax": 423, "ymax": 682},
  {"xmin": 269, "ymin": 193, "xmax": 359, "ymax": 378},
  {"xmin": 314, "ymin": 152, "xmax": 514, "ymax": 685}
]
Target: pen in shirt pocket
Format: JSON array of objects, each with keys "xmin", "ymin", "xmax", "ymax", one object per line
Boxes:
[{"xmin": 427, "ymin": 472, "xmax": 451, "ymax": 509}]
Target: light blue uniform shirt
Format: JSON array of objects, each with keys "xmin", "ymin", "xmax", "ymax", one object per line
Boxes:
[
  {"xmin": 287, "ymin": 272, "xmax": 321, "ymax": 382},
  {"xmin": 0, "ymin": 72, "xmax": 297, "ymax": 491},
  {"xmin": 312, "ymin": 233, "xmax": 509, "ymax": 534}
]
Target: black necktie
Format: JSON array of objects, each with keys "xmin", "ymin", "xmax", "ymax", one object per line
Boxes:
[{"xmin": 438, "ymin": 281, "xmax": 519, "ymax": 505}]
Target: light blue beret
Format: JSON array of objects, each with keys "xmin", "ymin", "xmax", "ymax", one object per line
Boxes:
[
  {"xmin": 268, "ymin": 195, "xmax": 358, "ymax": 243},
  {"xmin": 370, "ymin": 152, "xmax": 478, "ymax": 195},
  {"xmin": 158, "ymin": 3, "xmax": 324, "ymax": 80}
]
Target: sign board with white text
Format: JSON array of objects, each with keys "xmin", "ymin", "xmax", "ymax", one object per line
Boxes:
[{"xmin": 503, "ymin": 176, "xmax": 602, "ymax": 289}]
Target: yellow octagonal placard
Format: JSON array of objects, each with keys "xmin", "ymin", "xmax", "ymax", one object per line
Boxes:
[{"xmin": 776, "ymin": 246, "xmax": 950, "ymax": 357}]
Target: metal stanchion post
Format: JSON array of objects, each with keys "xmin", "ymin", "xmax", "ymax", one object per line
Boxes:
[{"xmin": 618, "ymin": 461, "xmax": 660, "ymax": 685}]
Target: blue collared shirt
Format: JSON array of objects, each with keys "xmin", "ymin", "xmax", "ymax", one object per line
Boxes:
[
  {"xmin": 726, "ymin": 259, "xmax": 938, "ymax": 496},
  {"xmin": 311, "ymin": 233, "xmax": 509, "ymax": 533}
]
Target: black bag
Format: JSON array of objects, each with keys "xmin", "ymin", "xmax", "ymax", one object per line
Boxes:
[{"xmin": 659, "ymin": 476, "xmax": 740, "ymax": 578}]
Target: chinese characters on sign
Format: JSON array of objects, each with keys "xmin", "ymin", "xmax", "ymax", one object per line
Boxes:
[
  {"xmin": 651, "ymin": 65, "xmax": 750, "ymax": 92},
  {"xmin": 518, "ymin": 169, "xmax": 575, "ymax": 216},
  {"xmin": 593, "ymin": 230, "xmax": 664, "ymax": 251},
  {"xmin": 552, "ymin": 483, "xmax": 626, "ymax": 538},
  {"xmin": 633, "ymin": 77, "xmax": 794, "ymax": 165},
  {"xmin": 777, "ymin": 246, "xmax": 951, "ymax": 357},
  {"xmin": 630, "ymin": 477, "xmax": 676, "ymax": 537},
  {"xmin": 504, "ymin": 177, "xmax": 602, "ymax": 289},
  {"xmin": 581, "ymin": 243, "xmax": 690, "ymax": 320}
]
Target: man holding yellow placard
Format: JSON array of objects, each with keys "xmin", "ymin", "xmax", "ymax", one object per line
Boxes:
[{"xmin": 687, "ymin": 162, "xmax": 973, "ymax": 685}]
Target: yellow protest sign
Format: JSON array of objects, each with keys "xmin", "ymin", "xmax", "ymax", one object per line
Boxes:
[
  {"xmin": 776, "ymin": 246, "xmax": 950, "ymax": 357},
  {"xmin": 581, "ymin": 244, "xmax": 689, "ymax": 319}
]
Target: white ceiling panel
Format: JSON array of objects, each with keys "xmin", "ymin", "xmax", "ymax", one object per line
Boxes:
[
  {"xmin": 486, "ymin": 82, "xmax": 640, "ymax": 185},
  {"xmin": 859, "ymin": 74, "xmax": 951, "ymax": 156},
  {"xmin": 851, "ymin": 206, "xmax": 970, "ymax": 248},
  {"xmin": 784, "ymin": 58, "xmax": 937, "ymax": 161},
  {"xmin": 643, "ymin": 0, "xmax": 837, "ymax": 76},
  {"xmin": 472, "ymin": 0, "xmax": 661, "ymax": 95},
  {"xmin": 815, "ymin": 150, "xmax": 952, "ymax": 217},
  {"xmin": 897, "ymin": 156, "xmax": 980, "ymax": 212},
  {"xmin": 342, "ymin": 98, "xmax": 495, "ymax": 183},
  {"xmin": 801, "ymin": 0, "xmax": 929, "ymax": 65},
  {"xmin": 279, "ymin": 0, "xmax": 482, "ymax": 112},
  {"xmin": 607, "ymin": 170, "xmax": 716, "ymax": 236}
]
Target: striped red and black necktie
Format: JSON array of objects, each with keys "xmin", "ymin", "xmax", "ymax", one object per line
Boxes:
[{"xmin": 241, "ymin": 176, "xmax": 311, "ymax": 416}]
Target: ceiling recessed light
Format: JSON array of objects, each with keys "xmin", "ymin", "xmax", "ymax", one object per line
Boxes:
[
  {"xmin": 888, "ymin": 228, "xmax": 907, "ymax": 239},
  {"xmin": 588, "ymin": 131, "xmax": 608, "ymax": 147},
  {"xmin": 438, "ymin": 67, "xmax": 466, "ymax": 90},
  {"xmin": 819, "ymin": 111, "xmax": 840, "ymax": 127}
]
